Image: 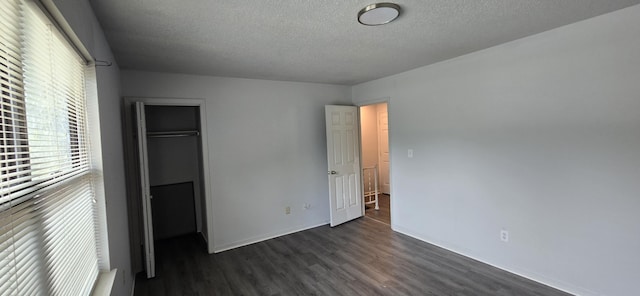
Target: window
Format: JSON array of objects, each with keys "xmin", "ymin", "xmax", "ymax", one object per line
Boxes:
[{"xmin": 1, "ymin": 0, "xmax": 107, "ymax": 295}]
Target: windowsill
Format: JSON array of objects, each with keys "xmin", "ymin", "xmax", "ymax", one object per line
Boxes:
[{"xmin": 92, "ymin": 269, "xmax": 117, "ymax": 296}]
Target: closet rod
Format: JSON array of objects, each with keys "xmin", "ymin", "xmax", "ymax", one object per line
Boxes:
[{"xmin": 147, "ymin": 130, "xmax": 200, "ymax": 138}]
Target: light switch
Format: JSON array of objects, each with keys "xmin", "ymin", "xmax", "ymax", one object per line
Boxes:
[{"xmin": 408, "ymin": 149, "xmax": 413, "ymax": 158}]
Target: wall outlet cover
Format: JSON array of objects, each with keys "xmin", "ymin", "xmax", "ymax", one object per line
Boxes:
[{"xmin": 500, "ymin": 230, "xmax": 509, "ymax": 242}]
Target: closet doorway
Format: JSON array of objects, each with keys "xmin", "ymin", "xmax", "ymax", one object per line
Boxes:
[
  {"xmin": 359, "ymin": 102, "xmax": 391, "ymax": 225},
  {"xmin": 123, "ymin": 98, "xmax": 213, "ymax": 279}
]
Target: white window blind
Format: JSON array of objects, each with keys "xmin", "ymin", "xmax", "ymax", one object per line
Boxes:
[{"xmin": 1, "ymin": 0, "xmax": 102, "ymax": 295}]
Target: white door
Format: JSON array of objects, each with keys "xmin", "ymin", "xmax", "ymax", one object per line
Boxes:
[
  {"xmin": 325, "ymin": 105, "xmax": 363, "ymax": 227},
  {"xmin": 378, "ymin": 104, "xmax": 390, "ymax": 194},
  {"xmin": 135, "ymin": 102, "xmax": 155, "ymax": 278}
]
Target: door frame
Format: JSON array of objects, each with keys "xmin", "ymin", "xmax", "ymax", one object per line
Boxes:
[
  {"xmin": 123, "ymin": 97, "xmax": 215, "ymax": 273},
  {"xmin": 356, "ymin": 97, "xmax": 393, "ymax": 226}
]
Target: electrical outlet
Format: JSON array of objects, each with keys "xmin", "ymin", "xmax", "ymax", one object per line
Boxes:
[
  {"xmin": 285, "ymin": 206, "xmax": 291, "ymax": 214},
  {"xmin": 408, "ymin": 149, "xmax": 414, "ymax": 158},
  {"xmin": 500, "ymin": 230, "xmax": 509, "ymax": 242},
  {"xmin": 304, "ymin": 203, "xmax": 311, "ymax": 210}
]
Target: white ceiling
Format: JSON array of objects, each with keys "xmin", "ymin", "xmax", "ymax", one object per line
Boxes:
[{"xmin": 90, "ymin": 0, "xmax": 640, "ymax": 85}]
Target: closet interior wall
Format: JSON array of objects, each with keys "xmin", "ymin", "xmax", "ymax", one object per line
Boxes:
[{"xmin": 144, "ymin": 106, "xmax": 204, "ymax": 240}]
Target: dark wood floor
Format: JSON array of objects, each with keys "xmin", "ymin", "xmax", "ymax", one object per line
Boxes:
[
  {"xmin": 134, "ymin": 218, "xmax": 571, "ymax": 296},
  {"xmin": 365, "ymin": 193, "xmax": 390, "ymax": 225}
]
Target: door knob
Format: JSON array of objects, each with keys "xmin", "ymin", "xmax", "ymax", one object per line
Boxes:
[{"xmin": 328, "ymin": 170, "xmax": 338, "ymax": 175}]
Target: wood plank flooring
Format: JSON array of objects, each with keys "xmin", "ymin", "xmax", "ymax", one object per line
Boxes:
[
  {"xmin": 134, "ymin": 218, "xmax": 572, "ymax": 296},
  {"xmin": 365, "ymin": 193, "xmax": 390, "ymax": 225}
]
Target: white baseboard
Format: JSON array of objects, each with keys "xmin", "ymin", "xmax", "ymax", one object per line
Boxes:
[
  {"xmin": 213, "ymin": 221, "xmax": 329, "ymax": 253},
  {"xmin": 391, "ymin": 223, "xmax": 595, "ymax": 296}
]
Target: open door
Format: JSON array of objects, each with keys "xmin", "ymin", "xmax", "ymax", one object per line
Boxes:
[
  {"xmin": 325, "ymin": 105, "xmax": 363, "ymax": 227},
  {"xmin": 378, "ymin": 104, "xmax": 390, "ymax": 194},
  {"xmin": 134, "ymin": 102, "xmax": 155, "ymax": 278}
]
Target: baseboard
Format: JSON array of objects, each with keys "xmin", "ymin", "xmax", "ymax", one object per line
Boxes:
[
  {"xmin": 391, "ymin": 223, "xmax": 596, "ymax": 296},
  {"xmin": 213, "ymin": 221, "xmax": 329, "ymax": 253}
]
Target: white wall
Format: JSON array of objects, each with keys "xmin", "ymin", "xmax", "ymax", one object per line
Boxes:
[
  {"xmin": 52, "ymin": 1, "xmax": 133, "ymax": 295},
  {"xmin": 360, "ymin": 105, "xmax": 378, "ymax": 168},
  {"xmin": 353, "ymin": 4, "xmax": 640, "ymax": 296},
  {"xmin": 121, "ymin": 71, "xmax": 351, "ymax": 251}
]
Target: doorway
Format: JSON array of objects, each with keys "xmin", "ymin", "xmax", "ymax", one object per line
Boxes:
[
  {"xmin": 123, "ymin": 98, "xmax": 214, "ymax": 279},
  {"xmin": 359, "ymin": 102, "xmax": 391, "ymax": 225}
]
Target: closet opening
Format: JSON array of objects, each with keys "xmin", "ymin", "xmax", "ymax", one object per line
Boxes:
[
  {"xmin": 359, "ymin": 102, "xmax": 391, "ymax": 226},
  {"xmin": 144, "ymin": 106, "xmax": 204, "ymax": 240},
  {"xmin": 123, "ymin": 98, "xmax": 213, "ymax": 279}
]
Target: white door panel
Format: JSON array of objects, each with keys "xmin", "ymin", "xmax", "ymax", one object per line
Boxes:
[
  {"xmin": 135, "ymin": 102, "xmax": 155, "ymax": 278},
  {"xmin": 326, "ymin": 105, "xmax": 362, "ymax": 227},
  {"xmin": 378, "ymin": 106, "xmax": 390, "ymax": 194}
]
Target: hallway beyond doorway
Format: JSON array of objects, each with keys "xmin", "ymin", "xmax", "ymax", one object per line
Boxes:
[{"xmin": 365, "ymin": 193, "xmax": 390, "ymax": 225}]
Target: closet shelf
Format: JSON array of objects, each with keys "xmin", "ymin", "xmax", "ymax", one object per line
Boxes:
[{"xmin": 147, "ymin": 130, "xmax": 200, "ymax": 138}]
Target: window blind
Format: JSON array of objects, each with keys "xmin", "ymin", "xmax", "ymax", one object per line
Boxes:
[{"xmin": 1, "ymin": 0, "xmax": 101, "ymax": 295}]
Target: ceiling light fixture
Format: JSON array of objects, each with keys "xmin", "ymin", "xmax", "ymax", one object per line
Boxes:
[{"xmin": 358, "ymin": 3, "xmax": 401, "ymax": 26}]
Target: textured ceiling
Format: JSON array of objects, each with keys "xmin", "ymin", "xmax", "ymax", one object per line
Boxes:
[{"xmin": 90, "ymin": 0, "xmax": 640, "ymax": 85}]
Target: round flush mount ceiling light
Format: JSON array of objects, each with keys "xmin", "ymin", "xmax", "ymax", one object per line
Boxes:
[{"xmin": 358, "ymin": 3, "xmax": 401, "ymax": 26}]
